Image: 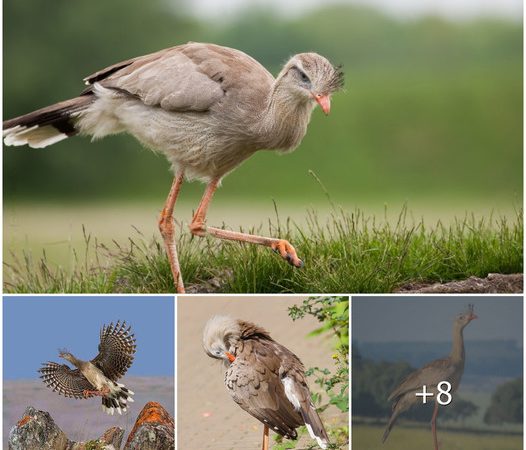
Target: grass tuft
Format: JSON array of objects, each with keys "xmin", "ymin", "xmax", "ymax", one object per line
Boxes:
[{"xmin": 4, "ymin": 207, "xmax": 522, "ymax": 293}]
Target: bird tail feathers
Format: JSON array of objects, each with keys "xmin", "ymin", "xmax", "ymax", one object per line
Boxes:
[
  {"xmin": 382, "ymin": 410, "xmax": 399, "ymax": 443},
  {"xmin": 300, "ymin": 405, "xmax": 330, "ymax": 449},
  {"xmin": 3, "ymin": 96, "xmax": 93, "ymax": 148},
  {"xmin": 102, "ymin": 381, "xmax": 134, "ymax": 415}
]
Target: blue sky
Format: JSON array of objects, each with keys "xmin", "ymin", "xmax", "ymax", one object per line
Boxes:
[
  {"xmin": 4, "ymin": 296, "xmax": 174, "ymax": 379},
  {"xmin": 353, "ymin": 296, "xmax": 523, "ymax": 343}
]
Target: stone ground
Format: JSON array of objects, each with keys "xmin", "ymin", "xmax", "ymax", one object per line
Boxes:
[
  {"xmin": 3, "ymin": 376, "xmax": 174, "ymax": 448},
  {"xmin": 396, "ymin": 273, "xmax": 523, "ymax": 293},
  {"xmin": 178, "ymin": 295, "xmax": 348, "ymax": 450}
]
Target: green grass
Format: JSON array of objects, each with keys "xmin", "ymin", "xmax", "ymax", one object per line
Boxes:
[
  {"xmin": 4, "ymin": 207, "xmax": 522, "ymax": 293},
  {"xmin": 353, "ymin": 423, "xmax": 522, "ymax": 450}
]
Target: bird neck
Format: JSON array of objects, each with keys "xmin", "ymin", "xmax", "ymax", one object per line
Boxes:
[
  {"xmin": 67, "ymin": 354, "xmax": 84, "ymax": 369},
  {"xmin": 449, "ymin": 324, "xmax": 465, "ymax": 364},
  {"xmin": 260, "ymin": 81, "xmax": 315, "ymax": 151}
]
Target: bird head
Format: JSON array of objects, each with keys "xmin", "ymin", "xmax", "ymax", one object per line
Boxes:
[
  {"xmin": 277, "ymin": 53, "xmax": 344, "ymax": 115},
  {"xmin": 203, "ymin": 316, "xmax": 240, "ymax": 366},
  {"xmin": 454, "ymin": 304, "xmax": 478, "ymax": 329},
  {"xmin": 58, "ymin": 348, "xmax": 74, "ymax": 363}
]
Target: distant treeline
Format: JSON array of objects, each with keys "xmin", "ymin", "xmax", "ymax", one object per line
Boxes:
[
  {"xmin": 354, "ymin": 339, "xmax": 523, "ymax": 378},
  {"xmin": 4, "ymin": 2, "xmax": 522, "ymax": 204}
]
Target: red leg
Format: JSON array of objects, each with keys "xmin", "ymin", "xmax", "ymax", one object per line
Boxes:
[
  {"xmin": 83, "ymin": 386, "xmax": 110, "ymax": 398},
  {"xmin": 190, "ymin": 179, "xmax": 303, "ymax": 267},
  {"xmin": 159, "ymin": 172, "xmax": 185, "ymax": 293},
  {"xmin": 261, "ymin": 424, "xmax": 269, "ymax": 450},
  {"xmin": 431, "ymin": 401, "xmax": 439, "ymax": 450}
]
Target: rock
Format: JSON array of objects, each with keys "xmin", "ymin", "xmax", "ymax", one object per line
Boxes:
[
  {"xmin": 9, "ymin": 403, "xmax": 174, "ymax": 450},
  {"xmin": 67, "ymin": 427, "xmax": 125, "ymax": 450},
  {"xmin": 99, "ymin": 427, "xmax": 125, "ymax": 449},
  {"xmin": 9, "ymin": 406, "xmax": 68, "ymax": 450},
  {"xmin": 396, "ymin": 273, "xmax": 523, "ymax": 293},
  {"xmin": 124, "ymin": 402, "xmax": 175, "ymax": 450}
]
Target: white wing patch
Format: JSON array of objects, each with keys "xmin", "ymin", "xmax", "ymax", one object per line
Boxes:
[
  {"xmin": 282, "ymin": 376, "xmax": 329, "ymax": 449},
  {"xmin": 282, "ymin": 376, "xmax": 301, "ymax": 410}
]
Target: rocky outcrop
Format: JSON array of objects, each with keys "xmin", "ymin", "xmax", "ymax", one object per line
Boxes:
[
  {"xmin": 9, "ymin": 403, "xmax": 173, "ymax": 450},
  {"xmin": 67, "ymin": 427, "xmax": 124, "ymax": 450},
  {"xmin": 124, "ymin": 402, "xmax": 175, "ymax": 450},
  {"xmin": 9, "ymin": 407, "xmax": 68, "ymax": 450}
]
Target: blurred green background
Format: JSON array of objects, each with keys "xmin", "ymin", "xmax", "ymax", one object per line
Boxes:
[{"xmin": 3, "ymin": 0, "xmax": 523, "ymax": 266}]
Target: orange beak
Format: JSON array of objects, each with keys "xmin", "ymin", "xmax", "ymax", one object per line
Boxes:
[
  {"xmin": 225, "ymin": 351, "xmax": 236, "ymax": 363},
  {"xmin": 313, "ymin": 93, "xmax": 331, "ymax": 115}
]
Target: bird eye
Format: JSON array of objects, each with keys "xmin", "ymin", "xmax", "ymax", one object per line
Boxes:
[{"xmin": 292, "ymin": 65, "xmax": 310, "ymax": 84}]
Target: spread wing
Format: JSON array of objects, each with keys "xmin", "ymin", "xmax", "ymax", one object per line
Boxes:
[
  {"xmin": 82, "ymin": 42, "xmax": 272, "ymax": 113},
  {"xmin": 91, "ymin": 321, "xmax": 136, "ymax": 381},
  {"xmin": 226, "ymin": 339, "xmax": 303, "ymax": 439},
  {"xmin": 388, "ymin": 358, "xmax": 456, "ymax": 401},
  {"xmin": 39, "ymin": 362, "xmax": 95, "ymax": 399}
]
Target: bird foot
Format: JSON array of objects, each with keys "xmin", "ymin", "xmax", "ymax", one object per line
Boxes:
[
  {"xmin": 271, "ymin": 240, "xmax": 303, "ymax": 268},
  {"xmin": 83, "ymin": 387, "xmax": 110, "ymax": 398}
]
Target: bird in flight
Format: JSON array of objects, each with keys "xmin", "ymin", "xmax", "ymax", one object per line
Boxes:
[
  {"xmin": 39, "ymin": 321, "xmax": 137, "ymax": 415},
  {"xmin": 383, "ymin": 304, "xmax": 477, "ymax": 449},
  {"xmin": 203, "ymin": 315, "xmax": 330, "ymax": 449},
  {"xmin": 3, "ymin": 42, "xmax": 344, "ymax": 293}
]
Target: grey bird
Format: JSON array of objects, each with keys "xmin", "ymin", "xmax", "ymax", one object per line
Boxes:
[
  {"xmin": 39, "ymin": 321, "xmax": 136, "ymax": 415},
  {"xmin": 383, "ymin": 304, "xmax": 477, "ymax": 449},
  {"xmin": 3, "ymin": 42, "xmax": 344, "ymax": 293},
  {"xmin": 203, "ymin": 315, "xmax": 330, "ymax": 450}
]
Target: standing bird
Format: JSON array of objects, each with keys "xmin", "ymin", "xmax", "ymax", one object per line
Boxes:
[
  {"xmin": 382, "ymin": 304, "xmax": 477, "ymax": 449},
  {"xmin": 39, "ymin": 321, "xmax": 136, "ymax": 415},
  {"xmin": 3, "ymin": 42, "xmax": 344, "ymax": 293},
  {"xmin": 203, "ymin": 315, "xmax": 330, "ymax": 450}
]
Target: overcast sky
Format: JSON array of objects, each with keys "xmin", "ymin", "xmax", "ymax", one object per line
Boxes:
[
  {"xmin": 182, "ymin": 0, "xmax": 522, "ymax": 21},
  {"xmin": 4, "ymin": 296, "xmax": 174, "ymax": 379},
  {"xmin": 352, "ymin": 296, "xmax": 523, "ymax": 343}
]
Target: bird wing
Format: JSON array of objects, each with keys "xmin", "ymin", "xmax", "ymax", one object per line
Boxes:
[
  {"xmin": 388, "ymin": 357, "xmax": 456, "ymax": 402},
  {"xmin": 82, "ymin": 42, "xmax": 273, "ymax": 113},
  {"xmin": 91, "ymin": 321, "xmax": 136, "ymax": 381},
  {"xmin": 278, "ymin": 352, "xmax": 330, "ymax": 449},
  {"xmin": 226, "ymin": 339, "xmax": 303, "ymax": 439},
  {"xmin": 39, "ymin": 362, "xmax": 96, "ymax": 399}
]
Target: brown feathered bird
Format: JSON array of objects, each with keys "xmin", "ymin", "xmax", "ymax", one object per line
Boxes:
[
  {"xmin": 39, "ymin": 321, "xmax": 136, "ymax": 415},
  {"xmin": 3, "ymin": 42, "xmax": 344, "ymax": 293},
  {"xmin": 203, "ymin": 315, "xmax": 330, "ymax": 450},
  {"xmin": 383, "ymin": 304, "xmax": 477, "ymax": 449}
]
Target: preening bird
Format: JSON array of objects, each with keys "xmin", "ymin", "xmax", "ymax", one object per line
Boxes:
[
  {"xmin": 383, "ymin": 304, "xmax": 477, "ymax": 449},
  {"xmin": 39, "ymin": 321, "xmax": 136, "ymax": 415},
  {"xmin": 203, "ymin": 315, "xmax": 330, "ymax": 450},
  {"xmin": 3, "ymin": 42, "xmax": 344, "ymax": 293}
]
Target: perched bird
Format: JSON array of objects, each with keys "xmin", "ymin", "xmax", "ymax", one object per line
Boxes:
[
  {"xmin": 3, "ymin": 42, "xmax": 344, "ymax": 293},
  {"xmin": 383, "ymin": 304, "xmax": 477, "ymax": 449},
  {"xmin": 203, "ymin": 315, "xmax": 330, "ymax": 450},
  {"xmin": 39, "ymin": 321, "xmax": 136, "ymax": 415}
]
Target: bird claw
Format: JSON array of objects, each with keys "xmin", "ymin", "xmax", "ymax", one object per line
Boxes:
[{"xmin": 271, "ymin": 240, "xmax": 303, "ymax": 268}]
